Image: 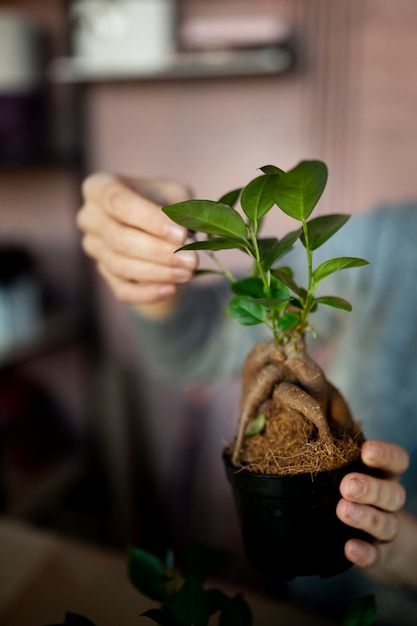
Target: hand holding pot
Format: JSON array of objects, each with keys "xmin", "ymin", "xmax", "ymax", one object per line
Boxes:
[
  {"xmin": 76, "ymin": 172, "xmax": 198, "ymax": 317},
  {"xmin": 337, "ymin": 440, "xmax": 415, "ymax": 579}
]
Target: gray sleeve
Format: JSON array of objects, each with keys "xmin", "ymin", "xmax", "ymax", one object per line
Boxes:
[{"xmin": 129, "ymin": 279, "xmax": 268, "ymax": 387}]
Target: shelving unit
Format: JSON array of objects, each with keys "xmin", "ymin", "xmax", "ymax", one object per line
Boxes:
[{"xmin": 48, "ymin": 46, "xmax": 294, "ymax": 84}]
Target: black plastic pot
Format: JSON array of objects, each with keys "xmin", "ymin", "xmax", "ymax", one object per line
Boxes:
[{"xmin": 224, "ymin": 455, "xmax": 372, "ymax": 580}]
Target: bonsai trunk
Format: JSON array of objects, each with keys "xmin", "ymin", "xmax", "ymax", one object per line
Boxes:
[{"xmin": 230, "ymin": 336, "xmax": 363, "ymax": 473}]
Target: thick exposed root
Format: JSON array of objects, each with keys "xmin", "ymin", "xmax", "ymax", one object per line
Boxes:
[
  {"xmin": 232, "ymin": 363, "xmax": 285, "ymax": 465},
  {"xmin": 231, "ymin": 336, "xmax": 361, "ymax": 471},
  {"xmin": 273, "ymin": 381, "xmax": 333, "ymax": 446}
]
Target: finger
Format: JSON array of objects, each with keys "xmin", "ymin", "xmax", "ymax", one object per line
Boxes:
[
  {"xmin": 82, "ymin": 172, "xmax": 188, "ymax": 244},
  {"xmin": 344, "ymin": 538, "xmax": 380, "ymax": 568},
  {"xmin": 361, "ymin": 440, "xmax": 410, "ymax": 478},
  {"xmin": 87, "ymin": 237, "xmax": 194, "ymax": 284},
  {"xmin": 97, "ymin": 263, "xmax": 177, "ymax": 304},
  {"xmin": 82, "ymin": 221, "xmax": 197, "ymax": 273},
  {"xmin": 340, "ymin": 473, "xmax": 407, "ymax": 512},
  {"xmin": 336, "ymin": 498, "xmax": 400, "ymax": 542}
]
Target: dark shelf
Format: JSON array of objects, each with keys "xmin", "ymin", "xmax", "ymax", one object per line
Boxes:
[{"xmin": 47, "ymin": 46, "xmax": 294, "ymax": 84}]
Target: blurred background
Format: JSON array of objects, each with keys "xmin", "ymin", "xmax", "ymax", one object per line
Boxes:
[{"xmin": 1, "ymin": 0, "xmax": 417, "ymax": 574}]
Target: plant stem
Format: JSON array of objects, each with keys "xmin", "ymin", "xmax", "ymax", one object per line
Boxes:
[
  {"xmin": 208, "ymin": 252, "xmax": 237, "ymax": 283},
  {"xmin": 250, "ymin": 224, "xmax": 280, "ymax": 343},
  {"xmin": 300, "ymin": 219, "xmax": 314, "ymax": 331}
]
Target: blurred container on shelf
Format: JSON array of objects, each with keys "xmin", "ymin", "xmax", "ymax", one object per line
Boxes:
[{"xmin": 70, "ymin": 0, "xmax": 177, "ymax": 74}]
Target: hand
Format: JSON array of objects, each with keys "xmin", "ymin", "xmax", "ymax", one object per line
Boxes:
[
  {"xmin": 76, "ymin": 172, "xmax": 198, "ymax": 317},
  {"xmin": 336, "ymin": 440, "xmax": 409, "ymax": 569}
]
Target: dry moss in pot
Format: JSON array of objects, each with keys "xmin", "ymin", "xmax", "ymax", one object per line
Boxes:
[{"xmin": 163, "ymin": 160, "xmax": 371, "ymax": 579}]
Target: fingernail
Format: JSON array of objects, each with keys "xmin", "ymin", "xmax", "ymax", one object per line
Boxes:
[
  {"xmin": 363, "ymin": 441, "xmax": 382, "ymax": 465},
  {"xmin": 166, "ymin": 223, "xmax": 187, "ymax": 244},
  {"xmin": 158, "ymin": 284, "xmax": 176, "ymax": 297},
  {"xmin": 348, "ymin": 477, "xmax": 364, "ymax": 498},
  {"xmin": 176, "ymin": 251, "xmax": 197, "ymax": 270},
  {"xmin": 345, "ymin": 502, "xmax": 361, "ymax": 520},
  {"xmin": 173, "ymin": 267, "xmax": 193, "ymax": 282}
]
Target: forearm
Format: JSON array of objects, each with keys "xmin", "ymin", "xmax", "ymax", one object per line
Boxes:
[{"xmin": 367, "ymin": 511, "xmax": 417, "ymax": 587}]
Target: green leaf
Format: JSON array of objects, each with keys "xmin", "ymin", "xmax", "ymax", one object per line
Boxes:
[
  {"xmin": 271, "ymin": 268, "xmax": 305, "ymax": 298},
  {"xmin": 194, "ymin": 269, "xmax": 223, "ymax": 277},
  {"xmin": 240, "ymin": 175, "xmax": 277, "ymax": 221},
  {"xmin": 343, "ymin": 594, "xmax": 377, "ymax": 626},
  {"xmin": 315, "ymin": 295, "xmax": 352, "ymax": 311},
  {"xmin": 302, "ymin": 214, "xmax": 350, "ymax": 250},
  {"xmin": 162, "ymin": 200, "xmax": 247, "ymax": 240},
  {"xmin": 182, "ymin": 541, "xmax": 234, "ymax": 584},
  {"xmin": 219, "ymin": 594, "xmax": 253, "ymax": 626},
  {"xmin": 252, "ymin": 298, "xmax": 290, "ymax": 309},
  {"xmin": 261, "ymin": 228, "xmax": 302, "ymax": 270},
  {"xmin": 313, "ymin": 257, "xmax": 369, "ymax": 284},
  {"xmin": 141, "ymin": 609, "xmax": 184, "ymax": 626},
  {"xmin": 259, "ymin": 164, "xmax": 285, "ymax": 175},
  {"xmin": 278, "ymin": 312, "xmax": 301, "ymax": 331},
  {"xmin": 272, "ymin": 160, "xmax": 328, "ymax": 221},
  {"xmin": 172, "ymin": 579, "xmax": 209, "ymax": 626},
  {"xmin": 218, "ymin": 188, "xmax": 242, "ymax": 207},
  {"xmin": 245, "ymin": 414, "xmax": 266, "ymax": 437},
  {"xmin": 177, "ymin": 238, "xmax": 249, "ymax": 253},
  {"xmin": 231, "ymin": 277, "xmax": 266, "ymax": 298},
  {"xmin": 228, "ymin": 296, "xmax": 267, "ymax": 326},
  {"xmin": 128, "ymin": 547, "xmax": 168, "ymax": 602}
]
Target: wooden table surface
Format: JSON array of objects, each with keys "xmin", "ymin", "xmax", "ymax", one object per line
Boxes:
[{"xmin": 0, "ymin": 517, "xmax": 339, "ymax": 626}]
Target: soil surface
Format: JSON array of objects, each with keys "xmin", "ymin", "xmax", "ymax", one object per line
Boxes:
[{"xmin": 228, "ymin": 406, "xmax": 363, "ymax": 475}]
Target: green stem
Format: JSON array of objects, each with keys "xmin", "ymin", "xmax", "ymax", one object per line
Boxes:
[
  {"xmin": 208, "ymin": 252, "xmax": 237, "ymax": 283},
  {"xmin": 300, "ymin": 219, "xmax": 314, "ymax": 331},
  {"xmin": 250, "ymin": 223, "xmax": 280, "ymax": 342}
]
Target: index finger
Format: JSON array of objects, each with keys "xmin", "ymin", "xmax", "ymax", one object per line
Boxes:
[
  {"xmin": 82, "ymin": 172, "xmax": 188, "ymax": 245},
  {"xmin": 361, "ymin": 440, "xmax": 410, "ymax": 478}
]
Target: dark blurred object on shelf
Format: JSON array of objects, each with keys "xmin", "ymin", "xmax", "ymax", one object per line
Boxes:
[{"xmin": 0, "ymin": 9, "xmax": 46, "ymax": 163}]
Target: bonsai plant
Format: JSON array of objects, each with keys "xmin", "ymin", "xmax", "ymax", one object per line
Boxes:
[{"xmin": 162, "ymin": 160, "xmax": 372, "ymax": 579}]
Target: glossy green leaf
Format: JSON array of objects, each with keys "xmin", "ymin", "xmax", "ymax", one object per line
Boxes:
[
  {"xmin": 259, "ymin": 164, "xmax": 285, "ymax": 175},
  {"xmin": 278, "ymin": 312, "xmax": 301, "ymax": 331},
  {"xmin": 315, "ymin": 295, "xmax": 352, "ymax": 311},
  {"xmin": 245, "ymin": 414, "xmax": 266, "ymax": 437},
  {"xmin": 172, "ymin": 579, "xmax": 209, "ymax": 626},
  {"xmin": 182, "ymin": 541, "xmax": 234, "ymax": 584},
  {"xmin": 252, "ymin": 298, "xmax": 290, "ymax": 309},
  {"xmin": 141, "ymin": 609, "xmax": 183, "ymax": 626},
  {"xmin": 231, "ymin": 277, "xmax": 266, "ymax": 298},
  {"xmin": 228, "ymin": 296, "xmax": 267, "ymax": 326},
  {"xmin": 177, "ymin": 238, "xmax": 249, "ymax": 253},
  {"xmin": 302, "ymin": 214, "xmax": 350, "ymax": 250},
  {"xmin": 219, "ymin": 593, "xmax": 253, "ymax": 626},
  {"xmin": 271, "ymin": 268, "xmax": 305, "ymax": 298},
  {"xmin": 313, "ymin": 257, "xmax": 369, "ymax": 284},
  {"xmin": 343, "ymin": 594, "xmax": 376, "ymax": 626},
  {"xmin": 128, "ymin": 547, "xmax": 168, "ymax": 602},
  {"xmin": 162, "ymin": 200, "xmax": 247, "ymax": 239},
  {"xmin": 218, "ymin": 187, "xmax": 242, "ymax": 207},
  {"xmin": 261, "ymin": 228, "xmax": 302, "ymax": 270},
  {"xmin": 240, "ymin": 174, "xmax": 278, "ymax": 221},
  {"xmin": 194, "ymin": 269, "xmax": 223, "ymax": 277},
  {"xmin": 272, "ymin": 160, "xmax": 328, "ymax": 220}
]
